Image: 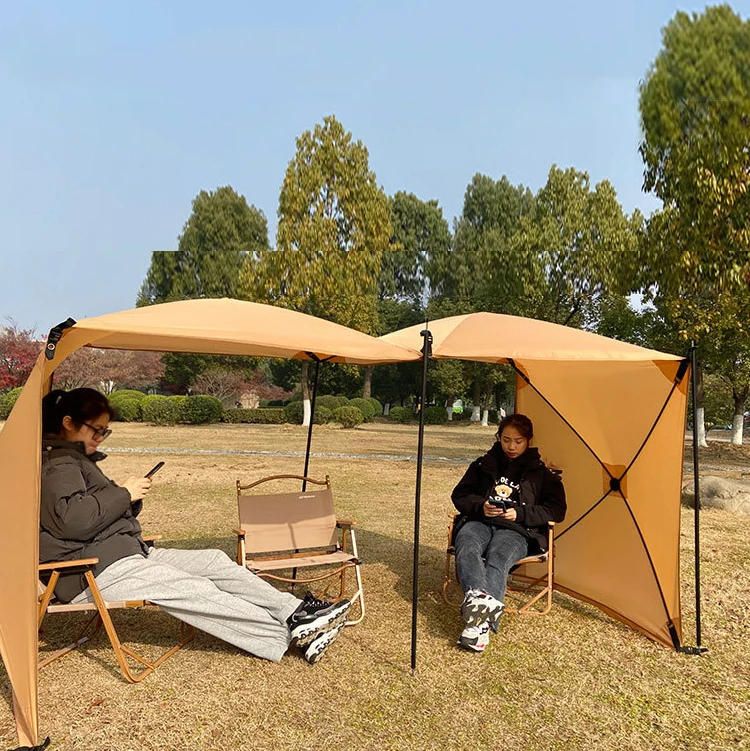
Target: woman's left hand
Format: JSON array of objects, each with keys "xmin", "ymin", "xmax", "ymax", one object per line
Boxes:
[{"xmin": 499, "ymin": 507, "xmax": 517, "ymax": 521}]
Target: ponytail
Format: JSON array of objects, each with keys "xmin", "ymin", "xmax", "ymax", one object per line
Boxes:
[{"xmin": 41, "ymin": 388, "xmax": 114, "ymax": 435}]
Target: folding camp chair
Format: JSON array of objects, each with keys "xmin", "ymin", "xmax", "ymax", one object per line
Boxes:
[
  {"xmin": 235, "ymin": 474, "xmax": 364, "ymax": 625},
  {"xmin": 442, "ymin": 515, "xmax": 555, "ymax": 615},
  {"xmin": 37, "ymin": 537, "xmax": 193, "ymax": 683}
]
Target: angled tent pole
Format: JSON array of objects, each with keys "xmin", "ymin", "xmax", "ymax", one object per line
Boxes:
[
  {"xmin": 302, "ymin": 356, "xmax": 322, "ymax": 492},
  {"xmin": 411, "ymin": 326, "xmax": 432, "ymax": 672},
  {"xmin": 679, "ymin": 344, "xmax": 708, "ymax": 654}
]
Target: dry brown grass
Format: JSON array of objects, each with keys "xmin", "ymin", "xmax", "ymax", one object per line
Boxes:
[{"xmin": 1, "ymin": 422, "xmax": 749, "ymax": 751}]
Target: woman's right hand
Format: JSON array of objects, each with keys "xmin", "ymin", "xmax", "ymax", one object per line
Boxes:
[{"xmin": 123, "ymin": 476, "xmax": 152, "ymax": 502}]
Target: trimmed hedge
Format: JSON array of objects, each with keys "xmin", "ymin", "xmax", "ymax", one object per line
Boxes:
[
  {"xmin": 332, "ymin": 405, "xmax": 363, "ymax": 428},
  {"xmin": 0, "ymin": 387, "xmax": 22, "ymax": 420},
  {"xmin": 347, "ymin": 397, "xmax": 375, "ymax": 421},
  {"xmin": 366, "ymin": 397, "xmax": 383, "ymax": 416},
  {"xmin": 110, "ymin": 389, "xmax": 147, "ymax": 401},
  {"xmin": 315, "ymin": 394, "xmax": 344, "ymax": 411},
  {"xmin": 183, "ymin": 394, "xmax": 223, "ymax": 424},
  {"xmin": 222, "ymin": 408, "xmax": 285, "ymax": 424},
  {"xmin": 424, "ymin": 405, "xmax": 447, "ymax": 425},
  {"xmin": 110, "ymin": 397, "xmax": 142, "ymax": 422},
  {"xmin": 388, "ymin": 406, "xmax": 412, "ymax": 424},
  {"xmin": 284, "ymin": 401, "xmax": 304, "ymax": 424},
  {"xmin": 313, "ymin": 406, "xmax": 332, "ymax": 424},
  {"xmin": 141, "ymin": 395, "xmax": 185, "ymax": 425}
]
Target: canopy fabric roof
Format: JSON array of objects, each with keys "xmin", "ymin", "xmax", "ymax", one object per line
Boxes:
[
  {"xmin": 56, "ymin": 297, "xmax": 422, "ymax": 364},
  {"xmin": 382, "ymin": 312, "xmax": 683, "ymax": 363},
  {"xmin": 382, "ymin": 312, "xmax": 689, "ymax": 651},
  {"xmin": 0, "ymin": 298, "xmax": 420, "ymax": 747}
]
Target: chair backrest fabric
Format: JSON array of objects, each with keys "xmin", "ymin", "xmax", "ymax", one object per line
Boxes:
[{"xmin": 237, "ymin": 487, "xmax": 338, "ymax": 553}]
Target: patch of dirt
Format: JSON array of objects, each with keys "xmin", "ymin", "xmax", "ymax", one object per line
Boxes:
[{"xmin": 684, "ymin": 441, "xmax": 750, "ymax": 468}]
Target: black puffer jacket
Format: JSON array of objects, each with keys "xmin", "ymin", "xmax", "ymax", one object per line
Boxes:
[
  {"xmin": 40, "ymin": 437, "xmax": 149, "ymax": 602},
  {"xmin": 451, "ymin": 443, "xmax": 566, "ymax": 553}
]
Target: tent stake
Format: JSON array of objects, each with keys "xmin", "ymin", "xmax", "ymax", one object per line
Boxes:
[{"xmin": 411, "ymin": 326, "xmax": 432, "ymax": 673}]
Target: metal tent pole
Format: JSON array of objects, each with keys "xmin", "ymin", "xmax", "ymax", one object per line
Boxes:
[
  {"xmin": 302, "ymin": 358, "xmax": 321, "ymax": 492},
  {"xmin": 411, "ymin": 327, "xmax": 432, "ymax": 672}
]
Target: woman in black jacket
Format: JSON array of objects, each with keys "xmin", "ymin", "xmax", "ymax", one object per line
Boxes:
[
  {"xmin": 451, "ymin": 413, "xmax": 565, "ymax": 652},
  {"xmin": 40, "ymin": 388, "xmax": 352, "ymax": 664}
]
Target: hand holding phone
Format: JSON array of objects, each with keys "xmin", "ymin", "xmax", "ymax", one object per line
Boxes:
[
  {"xmin": 487, "ymin": 496, "xmax": 507, "ymax": 510},
  {"xmin": 145, "ymin": 461, "xmax": 165, "ymax": 478}
]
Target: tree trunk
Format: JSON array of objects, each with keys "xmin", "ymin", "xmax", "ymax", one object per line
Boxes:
[
  {"xmin": 362, "ymin": 366, "xmax": 373, "ymax": 398},
  {"xmin": 301, "ymin": 361, "xmax": 311, "ymax": 427},
  {"xmin": 446, "ymin": 397, "xmax": 454, "ymax": 421},
  {"xmin": 470, "ymin": 381, "xmax": 481, "ymax": 422},
  {"xmin": 731, "ymin": 384, "xmax": 748, "ymax": 445},
  {"xmin": 481, "ymin": 383, "xmax": 491, "ymax": 427},
  {"xmin": 383, "ymin": 402, "xmax": 390, "ymax": 416},
  {"xmin": 695, "ymin": 364, "xmax": 707, "ymax": 448}
]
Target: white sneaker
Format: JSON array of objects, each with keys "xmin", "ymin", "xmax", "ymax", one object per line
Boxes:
[
  {"xmin": 303, "ymin": 620, "xmax": 345, "ymax": 664},
  {"xmin": 457, "ymin": 622, "xmax": 491, "ymax": 653},
  {"xmin": 461, "ymin": 589, "xmax": 504, "ymax": 628}
]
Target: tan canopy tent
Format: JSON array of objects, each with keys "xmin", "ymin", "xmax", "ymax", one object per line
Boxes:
[
  {"xmin": 0, "ymin": 298, "xmax": 420, "ymax": 749},
  {"xmin": 382, "ymin": 312, "xmax": 690, "ymax": 657}
]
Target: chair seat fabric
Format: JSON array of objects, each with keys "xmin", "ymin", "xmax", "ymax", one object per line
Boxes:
[{"xmin": 246, "ymin": 550, "xmax": 357, "ymax": 572}]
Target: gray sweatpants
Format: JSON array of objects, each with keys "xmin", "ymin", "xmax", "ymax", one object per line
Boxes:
[{"xmin": 72, "ymin": 548, "xmax": 301, "ymax": 662}]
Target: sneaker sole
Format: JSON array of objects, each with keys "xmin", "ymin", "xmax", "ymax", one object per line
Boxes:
[
  {"xmin": 457, "ymin": 637, "xmax": 488, "ymax": 653},
  {"xmin": 305, "ymin": 622, "xmax": 345, "ymax": 664},
  {"xmin": 292, "ymin": 602, "xmax": 351, "ymax": 646}
]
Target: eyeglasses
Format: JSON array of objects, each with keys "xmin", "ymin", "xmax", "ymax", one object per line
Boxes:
[{"xmin": 82, "ymin": 422, "xmax": 112, "ymax": 440}]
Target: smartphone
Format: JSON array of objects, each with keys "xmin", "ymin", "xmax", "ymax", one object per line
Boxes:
[
  {"xmin": 487, "ymin": 497, "xmax": 506, "ymax": 510},
  {"xmin": 145, "ymin": 461, "xmax": 165, "ymax": 478}
]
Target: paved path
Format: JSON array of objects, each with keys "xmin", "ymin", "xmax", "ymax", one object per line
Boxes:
[{"xmin": 106, "ymin": 445, "xmax": 722, "ymax": 473}]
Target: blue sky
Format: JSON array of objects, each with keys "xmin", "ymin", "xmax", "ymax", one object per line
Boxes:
[{"xmin": 1, "ymin": 0, "xmax": 741, "ymax": 335}]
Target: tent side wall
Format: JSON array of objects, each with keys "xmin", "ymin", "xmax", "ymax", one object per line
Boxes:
[{"xmin": 515, "ymin": 358, "xmax": 688, "ymax": 649}]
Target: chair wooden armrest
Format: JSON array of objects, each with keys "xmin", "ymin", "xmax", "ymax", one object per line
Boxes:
[
  {"xmin": 39, "ymin": 558, "xmax": 99, "ymax": 572},
  {"xmin": 336, "ymin": 519, "xmax": 355, "ymax": 528},
  {"xmin": 235, "ymin": 528, "xmax": 246, "ymax": 538},
  {"xmin": 142, "ymin": 534, "xmax": 162, "ymax": 546}
]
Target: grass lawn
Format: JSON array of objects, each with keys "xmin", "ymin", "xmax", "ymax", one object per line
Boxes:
[{"xmin": 1, "ymin": 421, "xmax": 748, "ymax": 751}]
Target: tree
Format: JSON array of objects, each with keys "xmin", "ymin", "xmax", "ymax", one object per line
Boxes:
[
  {"xmin": 137, "ymin": 186, "xmax": 269, "ymax": 306},
  {"xmin": 53, "ymin": 349, "xmax": 165, "ymax": 394},
  {"xmin": 638, "ymin": 5, "xmax": 750, "ymax": 330},
  {"xmin": 514, "ymin": 166, "xmax": 639, "ymax": 328},
  {"xmin": 385, "ymin": 192, "xmax": 451, "ymax": 305},
  {"xmin": 428, "ymin": 174, "xmax": 533, "ymax": 309},
  {"xmin": 0, "ymin": 321, "xmax": 42, "ymax": 390},
  {"xmin": 241, "ymin": 115, "xmax": 392, "ymax": 423},
  {"xmin": 638, "ymin": 6, "xmax": 750, "ymax": 442}
]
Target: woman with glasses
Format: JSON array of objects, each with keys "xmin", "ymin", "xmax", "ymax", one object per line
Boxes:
[
  {"xmin": 40, "ymin": 388, "xmax": 351, "ymax": 664},
  {"xmin": 451, "ymin": 413, "xmax": 566, "ymax": 653}
]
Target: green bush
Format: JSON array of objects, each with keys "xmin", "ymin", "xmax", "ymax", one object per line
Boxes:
[
  {"xmin": 110, "ymin": 397, "xmax": 142, "ymax": 422},
  {"xmin": 141, "ymin": 395, "xmax": 184, "ymax": 425},
  {"xmin": 347, "ymin": 397, "xmax": 376, "ymax": 421},
  {"xmin": 332, "ymin": 405, "xmax": 363, "ymax": 428},
  {"xmin": 388, "ymin": 406, "xmax": 412, "ymax": 424},
  {"xmin": 110, "ymin": 389, "xmax": 147, "ymax": 402},
  {"xmin": 315, "ymin": 395, "xmax": 337, "ymax": 411},
  {"xmin": 313, "ymin": 405, "xmax": 332, "ymax": 424},
  {"xmin": 222, "ymin": 408, "xmax": 285, "ymax": 424},
  {"xmin": 0, "ymin": 387, "xmax": 23, "ymax": 420},
  {"xmin": 284, "ymin": 401, "xmax": 305, "ymax": 424},
  {"xmin": 424, "ymin": 405, "xmax": 447, "ymax": 425},
  {"xmin": 183, "ymin": 394, "xmax": 223, "ymax": 424},
  {"xmin": 366, "ymin": 397, "xmax": 383, "ymax": 416}
]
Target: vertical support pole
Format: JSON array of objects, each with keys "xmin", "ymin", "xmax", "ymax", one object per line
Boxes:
[
  {"xmin": 690, "ymin": 344, "xmax": 703, "ymax": 648},
  {"xmin": 302, "ymin": 359, "xmax": 321, "ymax": 492},
  {"xmin": 411, "ymin": 327, "xmax": 432, "ymax": 672}
]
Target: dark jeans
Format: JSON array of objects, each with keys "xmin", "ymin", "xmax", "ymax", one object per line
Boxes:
[{"xmin": 454, "ymin": 521, "xmax": 529, "ymax": 604}]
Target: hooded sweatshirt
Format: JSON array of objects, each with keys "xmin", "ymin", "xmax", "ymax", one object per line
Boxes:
[{"xmin": 451, "ymin": 442, "xmax": 566, "ymax": 553}]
